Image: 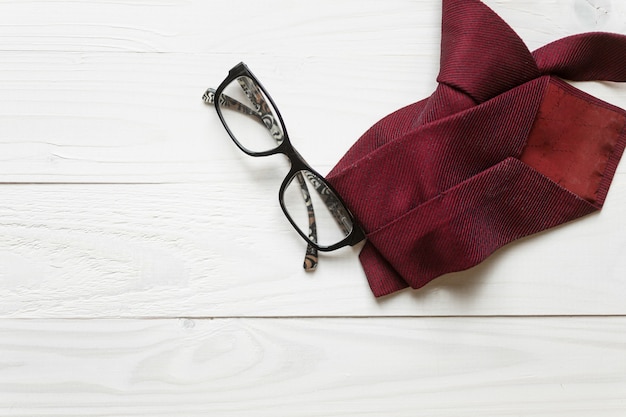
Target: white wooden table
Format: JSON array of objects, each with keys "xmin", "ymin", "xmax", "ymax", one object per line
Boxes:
[{"xmin": 1, "ymin": 1, "xmax": 626, "ymax": 415}]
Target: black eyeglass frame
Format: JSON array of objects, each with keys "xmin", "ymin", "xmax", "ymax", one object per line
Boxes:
[{"xmin": 213, "ymin": 62, "xmax": 365, "ymax": 252}]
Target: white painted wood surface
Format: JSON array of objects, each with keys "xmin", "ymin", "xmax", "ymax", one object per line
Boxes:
[
  {"xmin": 2, "ymin": 318, "xmax": 626, "ymax": 416},
  {"xmin": 1, "ymin": 0, "xmax": 626, "ymax": 415}
]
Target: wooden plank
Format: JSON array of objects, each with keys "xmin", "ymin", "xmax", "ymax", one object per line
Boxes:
[
  {"xmin": 1, "ymin": 181, "xmax": 626, "ymax": 318},
  {"xmin": 0, "ymin": 317, "xmax": 625, "ymax": 416}
]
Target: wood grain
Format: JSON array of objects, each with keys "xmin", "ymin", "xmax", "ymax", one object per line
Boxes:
[{"xmin": 1, "ymin": 318, "xmax": 625, "ymax": 417}]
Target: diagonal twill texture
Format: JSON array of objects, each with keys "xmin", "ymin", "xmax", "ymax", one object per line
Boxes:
[{"xmin": 327, "ymin": 0, "xmax": 626, "ymax": 297}]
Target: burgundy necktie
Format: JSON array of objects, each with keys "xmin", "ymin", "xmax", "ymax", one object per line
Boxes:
[{"xmin": 327, "ymin": 0, "xmax": 626, "ymax": 297}]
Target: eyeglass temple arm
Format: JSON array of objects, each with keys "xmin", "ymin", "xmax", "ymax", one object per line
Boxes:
[
  {"xmin": 203, "ymin": 89, "xmax": 260, "ymax": 120},
  {"xmin": 301, "ymin": 171, "xmax": 353, "ymax": 235},
  {"xmin": 292, "ymin": 171, "xmax": 320, "ymax": 270},
  {"xmin": 203, "ymin": 87, "xmax": 321, "ymax": 271}
]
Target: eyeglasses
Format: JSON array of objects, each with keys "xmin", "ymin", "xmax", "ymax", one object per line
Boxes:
[{"xmin": 203, "ymin": 62, "xmax": 365, "ymax": 271}]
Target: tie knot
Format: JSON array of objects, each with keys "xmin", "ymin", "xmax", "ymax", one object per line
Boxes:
[{"xmin": 437, "ymin": 0, "xmax": 540, "ymax": 103}]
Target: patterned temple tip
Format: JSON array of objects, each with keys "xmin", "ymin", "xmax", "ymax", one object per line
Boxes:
[
  {"xmin": 304, "ymin": 244, "xmax": 319, "ymax": 272},
  {"xmin": 202, "ymin": 88, "xmax": 216, "ymax": 104}
]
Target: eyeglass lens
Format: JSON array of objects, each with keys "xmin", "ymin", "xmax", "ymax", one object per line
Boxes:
[
  {"xmin": 283, "ymin": 170, "xmax": 354, "ymax": 248},
  {"xmin": 217, "ymin": 76, "xmax": 284, "ymax": 153}
]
